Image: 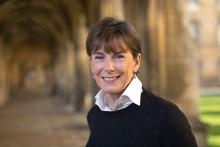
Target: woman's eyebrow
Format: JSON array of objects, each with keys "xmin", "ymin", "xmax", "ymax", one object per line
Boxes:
[
  {"xmin": 93, "ymin": 51, "xmax": 104, "ymax": 55},
  {"xmin": 114, "ymin": 50, "xmax": 127, "ymax": 54}
]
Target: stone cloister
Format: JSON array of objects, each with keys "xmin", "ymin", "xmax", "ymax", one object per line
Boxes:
[{"xmin": 0, "ymin": 0, "xmax": 207, "ymax": 146}]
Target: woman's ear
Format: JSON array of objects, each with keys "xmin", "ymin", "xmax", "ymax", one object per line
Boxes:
[
  {"xmin": 90, "ymin": 59, "xmax": 94, "ymax": 74},
  {"xmin": 134, "ymin": 53, "xmax": 141, "ymax": 73}
]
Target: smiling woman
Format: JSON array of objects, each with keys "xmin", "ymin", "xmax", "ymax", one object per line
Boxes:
[
  {"xmin": 85, "ymin": 17, "xmax": 198, "ymax": 147},
  {"xmin": 91, "ymin": 49, "xmax": 141, "ymax": 110},
  {"xmin": 87, "ymin": 17, "xmax": 141, "ymax": 111},
  {"xmin": 92, "ymin": 48, "xmax": 139, "ymax": 89}
]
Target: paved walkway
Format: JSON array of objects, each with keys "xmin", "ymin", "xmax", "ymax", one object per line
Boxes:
[
  {"xmin": 0, "ymin": 92, "xmax": 89, "ymax": 147},
  {"xmin": 200, "ymin": 87, "xmax": 220, "ymax": 96}
]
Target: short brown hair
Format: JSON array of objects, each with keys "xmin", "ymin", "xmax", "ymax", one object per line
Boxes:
[{"xmin": 86, "ymin": 17, "xmax": 142, "ymax": 58}]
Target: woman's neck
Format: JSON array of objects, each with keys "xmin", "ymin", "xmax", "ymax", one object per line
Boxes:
[{"xmin": 106, "ymin": 94, "xmax": 120, "ymax": 111}]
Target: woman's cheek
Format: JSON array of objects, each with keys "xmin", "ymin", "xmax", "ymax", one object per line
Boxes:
[
  {"xmin": 94, "ymin": 64, "xmax": 104, "ymax": 75},
  {"xmin": 115, "ymin": 63, "xmax": 123, "ymax": 71}
]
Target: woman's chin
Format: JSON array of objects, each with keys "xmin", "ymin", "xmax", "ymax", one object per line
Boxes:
[{"xmin": 102, "ymin": 88, "xmax": 121, "ymax": 97}]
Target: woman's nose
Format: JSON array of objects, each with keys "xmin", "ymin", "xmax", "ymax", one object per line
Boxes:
[{"xmin": 105, "ymin": 58, "xmax": 115, "ymax": 73}]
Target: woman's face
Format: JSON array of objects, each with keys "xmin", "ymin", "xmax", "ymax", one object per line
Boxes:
[{"xmin": 91, "ymin": 47, "xmax": 141, "ymax": 98}]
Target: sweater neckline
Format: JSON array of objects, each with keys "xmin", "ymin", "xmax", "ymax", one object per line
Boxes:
[
  {"xmin": 95, "ymin": 88, "xmax": 149, "ymax": 115},
  {"xmin": 95, "ymin": 103, "xmax": 138, "ymax": 115}
]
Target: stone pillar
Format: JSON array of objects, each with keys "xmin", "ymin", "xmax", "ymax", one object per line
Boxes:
[
  {"xmin": 161, "ymin": 0, "xmax": 198, "ymax": 119},
  {"xmin": 165, "ymin": 0, "xmax": 207, "ymax": 147},
  {"xmin": 72, "ymin": 14, "xmax": 89, "ymax": 112},
  {"xmin": 124, "ymin": 0, "xmax": 149, "ymax": 88},
  {"xmin": 147, "ymin": 0, "xmax": 167, "ymax": 95},
  {"xmin": 147, "ymin": 0, "xmax": 207, "ymax": 146},
  {"xmin": 0, "ymin": 37, "xmax": 8, "ymax": 107},
  {"xmin": 147, "ymin": 0, "xmax": 196, "ymax": 119},
  {"xmin": 53, "ymin": 42, "xmax": 75, "ymax": 101},
  {"xmin": 100, "ymin": 0, "xmax": 125, "ymax": 19}
]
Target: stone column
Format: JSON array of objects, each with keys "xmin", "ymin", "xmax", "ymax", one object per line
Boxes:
[
  {"xmin": 100, "ymin": 0, "xmax": 125, "ymax": 19},
  {"xmin": 147, "ymin": 0, "xmax": 197, "ymax": 120},
  {"xmin": 164, "ymin": 0, "xmax": 198, "ymax": 118},
  {"xmin": 147, "ymin": 0, "xmax": 207, "ymax": 146},
  {"xmin": 73, "ymin": 14, "xmax": 89, "ymax": 112},
  {"xmin": 123, "ymin": 0, "xmax": 149, "ymax": 87},
  {"xmin": 53, "ymin": 42, "xmax": 75, "ymax": 101},
  {"xmin": 0, "ymin": 37, "xmax": 8, "ymax": 107},
  {"xmin": 169, "ymin": 1, "xmax": 208, "ymax": 146},
  {"xmin": 147, "ymin": 0, "xmax": 167, "ymax": 95}
]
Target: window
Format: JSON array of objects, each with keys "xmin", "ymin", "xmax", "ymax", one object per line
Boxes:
[
  {"xmin": 217, "ymin": 0, "xmax": 220, "ymax": 7},
  {"xmin": 190, "ymin": 20, "xmax": 200, "ymax": 44},
  {"xmin": 218, "ymin": 59, "xmax": 220, "ymax": 82},
  {"xmin": 189, "ymin": 0, "xmax": 198, "ymax": 5},
  {"xmin": 188, "ymin": 0, "xmax": 199, "ymax": 10},
  {"xmin": 217, "ymin": 20, "xmax": 220, "ymax": 46}
]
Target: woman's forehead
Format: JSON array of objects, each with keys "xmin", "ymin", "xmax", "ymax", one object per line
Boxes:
[
  {"xmin": 92, "ymin": 38, "xmax": 129, "ymax": 54},
  {"xmin": 94, "ymin": 46, "xmax": 127, "ymax": 53}
]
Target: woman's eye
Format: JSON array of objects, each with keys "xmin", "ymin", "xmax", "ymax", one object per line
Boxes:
[
  {"xmin": 115, "ymin": 54, "xmax": 124, "ymax": 59},
  {"xmin": 94, "ymin": 56, "xmax": 104, "ymax": 60}
]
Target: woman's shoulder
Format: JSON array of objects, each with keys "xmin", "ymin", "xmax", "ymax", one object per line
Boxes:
[
  {"xmin": 140, "ymin": 88, "xmax": 191, "ymax": 126},
  {"xmin": 141, "ymin": 88, "xmax": 178, "ymax": 109},
  {"xmin": 87, "ymin": 105, "xmax": 99, "ymax": 120},
  {"xmin": 140, "ymin": 88, "xmax": 185, "ymax": 119}
]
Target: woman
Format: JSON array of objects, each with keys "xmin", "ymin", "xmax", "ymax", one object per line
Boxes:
[{"xmin": 85, "ymin": 17, "xmax": 198, "ymax": 147}]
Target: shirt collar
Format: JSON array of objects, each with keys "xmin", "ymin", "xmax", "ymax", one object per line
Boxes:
[
  {"xmin": 122, "ymin": 75, "xmax": 142, "ymax": 106},
  {"xmin": 95, "ymin": 76, "xmax": 143, "ymax": 111}
]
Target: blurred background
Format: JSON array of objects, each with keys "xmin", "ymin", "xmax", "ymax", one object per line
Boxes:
[{"xmin": 0, "ymin": 0, "xmax": 219, "ymax": 147}]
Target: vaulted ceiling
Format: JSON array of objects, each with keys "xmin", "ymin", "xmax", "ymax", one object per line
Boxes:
[{"xmin": 0, "ymin": 0, "xmax": 79, "ymax": 49}]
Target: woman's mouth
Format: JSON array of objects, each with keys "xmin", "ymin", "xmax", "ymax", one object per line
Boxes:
[{"xmin": 102, "ymin": 76, "xmax": 120, "ymax": 81}]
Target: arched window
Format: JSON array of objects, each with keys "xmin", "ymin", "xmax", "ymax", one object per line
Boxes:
[
  {"xmin": 216, "ymin": 19, "xmax": 220, "ymax": 46},
  {"xmin": 217, "ymin": 0, "xmax": 220, "ymax": 7},
  {"xmin": 190, "ymin": 20, "xmax": 200, "ymax": 44},
  {"xmin": 188, "ymin": 0, "xmax": 199, "ymax": 10},
  {"xmin": 188, "ymin": 0, "xmax": 198, "ymax": 5},
  {"xmin": 218, "ymin": 59, "xmax": 220, "ymax": 81}
]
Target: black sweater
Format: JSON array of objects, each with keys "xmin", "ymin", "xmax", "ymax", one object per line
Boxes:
[{"xmin": 86, "ymin": 89, "xmax": 198, "ymax": 147}]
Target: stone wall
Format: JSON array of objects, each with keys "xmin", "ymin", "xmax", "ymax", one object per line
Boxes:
[
  {"xmin": 0, "ymin": 37, "xmax": 8, "ymax": 106},
  {"xmin": 182, "ymin": 0, "xmax": 220, "ymax": 87}
]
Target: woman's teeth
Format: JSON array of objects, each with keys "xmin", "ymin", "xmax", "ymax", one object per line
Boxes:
[{"xmin": 103, "ymin": 76, "xmax": 119, "ymax": 81}]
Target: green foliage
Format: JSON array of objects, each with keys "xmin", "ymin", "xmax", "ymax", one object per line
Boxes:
[{"xmin": 199, "ymin": 95, "xmax": 220, "ymax": 147}]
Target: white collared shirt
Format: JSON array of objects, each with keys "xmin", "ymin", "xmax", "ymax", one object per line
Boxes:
[{"xmin": 95, "ymin": 76, "xmax": 143, "ymax": 111}]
